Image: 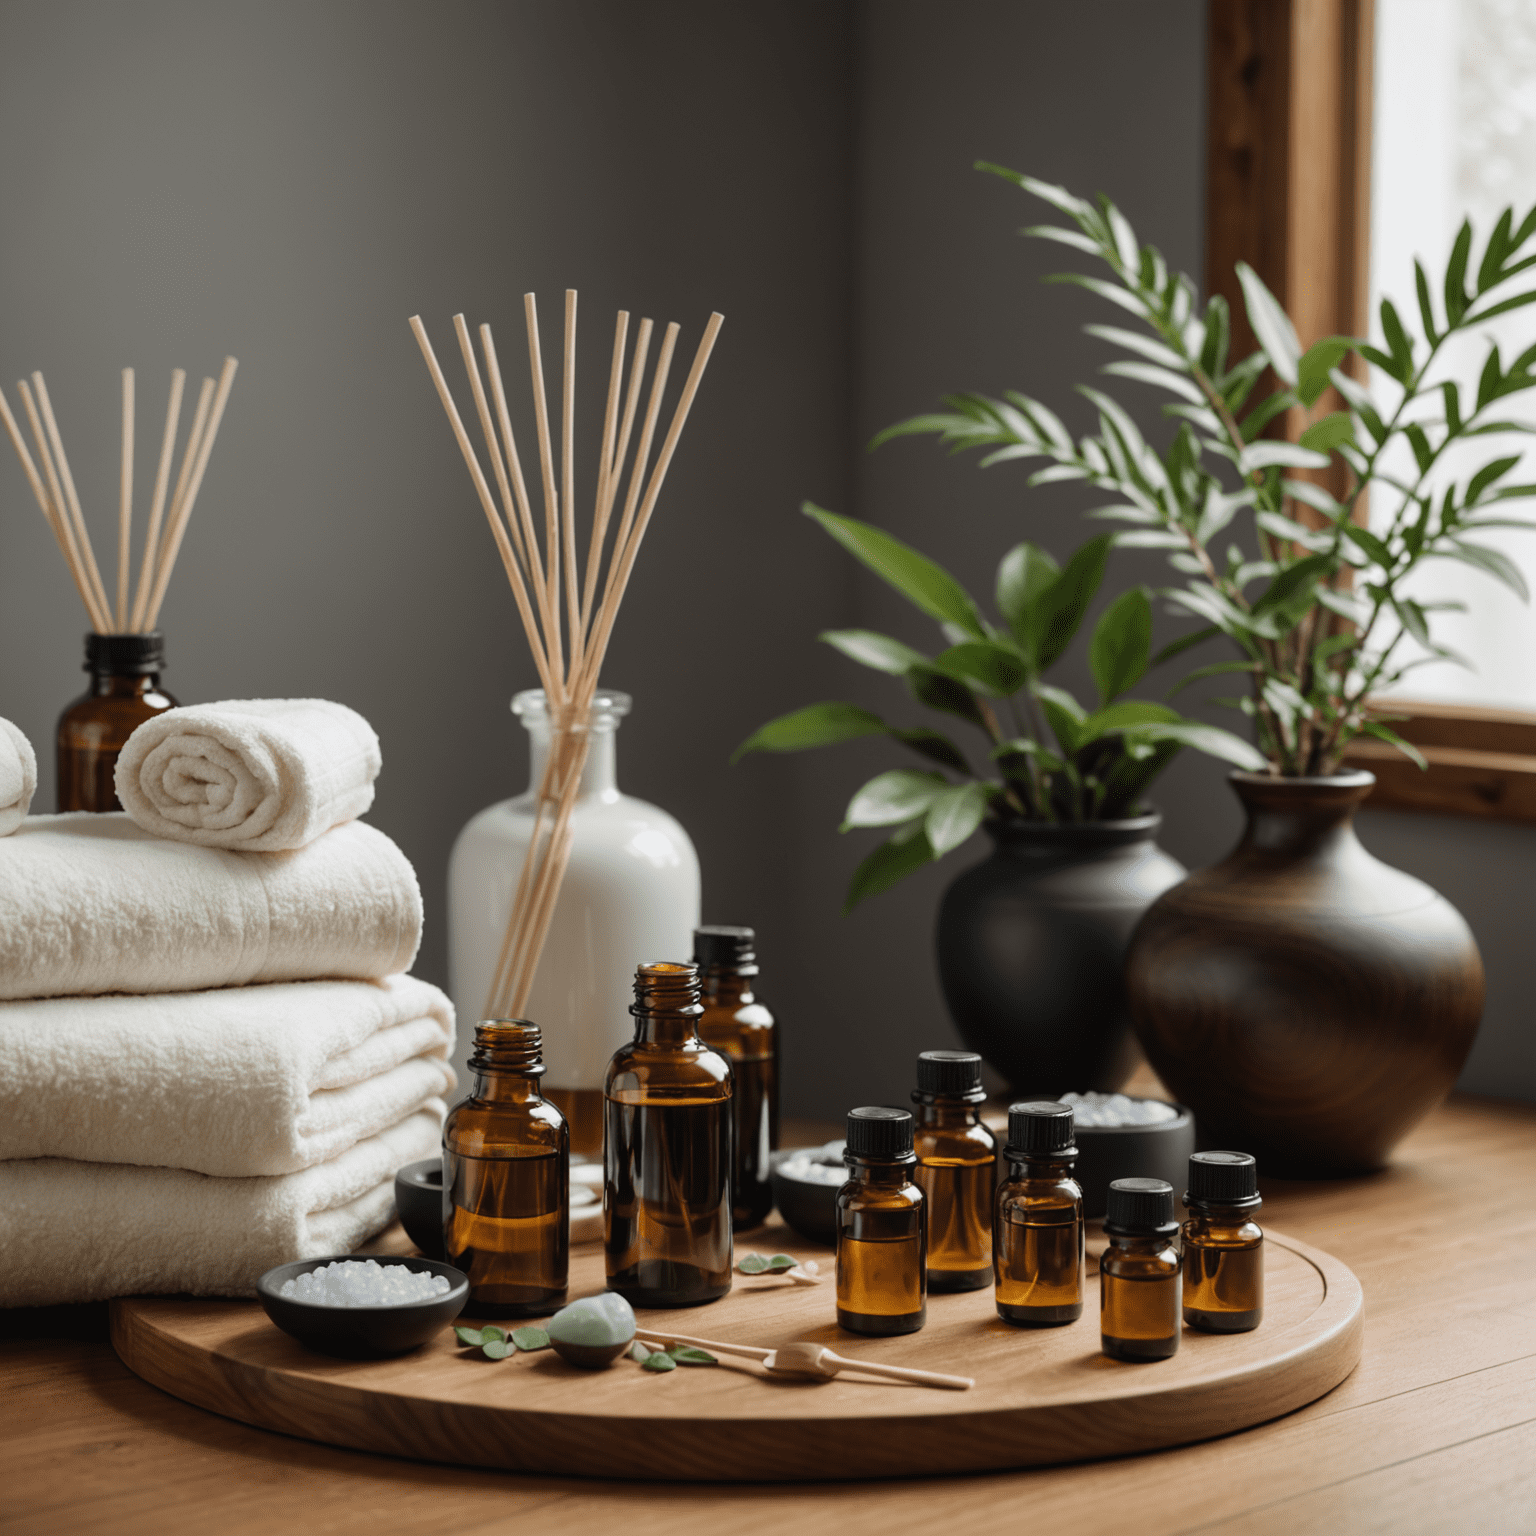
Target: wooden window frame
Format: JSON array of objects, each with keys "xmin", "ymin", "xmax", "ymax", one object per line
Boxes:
[{"xmin": 1205, "ymin": 0, "xmax": 1536, "ymax": 824}]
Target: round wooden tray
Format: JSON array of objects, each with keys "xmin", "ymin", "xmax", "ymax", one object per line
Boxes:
[{"xmin": 111, "ymin": 1221, "xmax": 1361, "ymax": 1481}]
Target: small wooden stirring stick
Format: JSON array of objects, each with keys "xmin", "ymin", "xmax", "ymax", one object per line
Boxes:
[{"xmin": 633, "ymin": 1329, "xmax": 974, "ymax": 1391}]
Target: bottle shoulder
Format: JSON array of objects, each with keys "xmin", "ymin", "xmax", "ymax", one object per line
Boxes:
[
  {"xmin": 1101, "ymin": 1241, "xmax": 1180, "ymax": 1277},
  {"xmin": 697, "ymin": 1000, "xmax": 775, "ymax": 1057},
  {"xmin": 836, "ymin": 1177, "xmax": 923, "ymax": 1215},
  {"xmin": 605, "ymin": 1038, "xmax": 733, "ymax": 1100},
  {"xmin": 451, "ymin": 793, "xmax": 699, "ymax": 873},
  {"xmin": 915, "ymin": 1120, "xmax": 997, "ymax": 1163},
  {"xmin": 444, "ymin": 1095, "xmax": 567, "ymax": 1155},
  {"xmin": 998, "ymin": 1175, "xmax": 1082, "ymax": 1213},
  {"xmin": 1182, "ymin": 1215, "xmax": 1264, "ymax": 1246}
]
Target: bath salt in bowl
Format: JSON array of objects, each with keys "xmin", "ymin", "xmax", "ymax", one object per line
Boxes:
[
  {"xmin": 258, "ymin": 1253, "xmax": 468, "ymax": 1358},
  {"xmin": 1061, "ymin": 1095, "xmax": 1195, "ymax": 1220}
]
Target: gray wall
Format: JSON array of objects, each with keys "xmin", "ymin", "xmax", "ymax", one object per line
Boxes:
[{"xmin": 0, "ymin": 0, "xmax": 1528, "ymax": 1121}]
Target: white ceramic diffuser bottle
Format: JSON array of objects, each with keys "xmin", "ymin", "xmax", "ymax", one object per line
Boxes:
[{"xmin": 449, "ymin": 689, "xmax": 700, "ymax": 1157}]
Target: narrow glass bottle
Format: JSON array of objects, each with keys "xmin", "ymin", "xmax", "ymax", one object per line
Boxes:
[
  {"xmin": 442, "ymin": 1019, "xmax": 570, "ymax": 1317},
  {"xmin": 604, "ymin": 961, "xmax": 733, "ymax": 1307},
  {"xmin": 911, "ymin": 1050, "xmax": 996, "ymax": 1292},
  {"xmin": 836, "ymin": 1106, "xmax": 926, "ymax": 1336},
  {"xmin": 994, "ymin": 1100, "xmax": 1084, "ymax": 1324},
  {"xmin": 694, "ymin": 925, "xmax": 778, "ymax": 1230},
  {"xmin": 1100, "ymin": 1177, "xmax": 1181, "ymax": 1362},
  {"xmin": 1182, "ymin": 1151, "xmax": 1264, "ymax": 1333},
  {"xmin": 57, "ymin": 632, "xmax": 177, "ymax": 812}
]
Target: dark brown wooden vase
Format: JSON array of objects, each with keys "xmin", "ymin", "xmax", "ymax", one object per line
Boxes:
[{"xmin": 1125, "ymin": 771, "xmax": 1484, "ymax": 1176}]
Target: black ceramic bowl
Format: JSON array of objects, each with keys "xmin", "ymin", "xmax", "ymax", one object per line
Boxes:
[
  {"xmin": 770, "ymin": 1140, "xmax": 846, "ymax": 1245},
  {"xmin": 394, "ymin": 1157, "xmax": 445, "ymax": 1259},
  {"xmin": 257, "ymin": 1253, "xmax": 468, "ymax": 1357},
  {"xmin": 1072, "ymin": 1100, "xmax": 1196, "ymax": 1220}
]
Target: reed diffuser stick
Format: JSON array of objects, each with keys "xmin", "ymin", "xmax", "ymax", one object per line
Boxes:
[
  {"xmin": 32, "ymin": 373, "xmax": 113, "ymax": 624},
  {"xmin": 411, "ymin": 292, "xmax": 722, "ymax": 1018},
  {"xmin": 117, "ymin": 369, "xmax": 134, "ymax": 631},
  {"xmin": 130, "ymin": 369, "xmax": 186, "ymax": 633}
]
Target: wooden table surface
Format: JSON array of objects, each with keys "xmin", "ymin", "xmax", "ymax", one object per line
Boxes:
[{"xmin": 4, "ymin": 1089, "xmax": 1535, "ymax": 1535}]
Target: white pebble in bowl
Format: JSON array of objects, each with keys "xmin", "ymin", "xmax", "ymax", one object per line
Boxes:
[
  {"xmin": 1060, "ymin": 1091, "xmax": 1179, "ymax": 1128},
  {"xmin": 279, "ymin": 1259, "xmax": 451, "ymax": 1307}
]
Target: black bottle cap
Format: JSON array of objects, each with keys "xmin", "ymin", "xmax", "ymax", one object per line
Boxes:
[
  {"xmin": 1104, "ymin": 1178, "xmax": 1179, "ymax": 1237},
  {"xmin": 1007, "ymin": 1100, "xmax": 1077, "ymax": 1157},
  {"xmin": 845, "ymin": 1106, "xmax": 915, "ymax": 1160},
  {"xmin": 85, "ymin": 631, "xmax": 164, "ymax": 675},
  {"xmin": 1186, "ymin": 1151, "xmax": 1261, "ymax": 1207},
  {"xmin": 692, "ymin": 925, "xmax": 757, "ymax": 971},
  {"xmin": 914, "ymin": 1050, "xmax": 984, "ymax": 1099}
]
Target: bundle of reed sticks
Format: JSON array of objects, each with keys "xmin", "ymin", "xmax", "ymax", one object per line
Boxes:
[
  {"xmin": 0, "ymin": 358, "xmax": 237, "ymax": 633},
  {"xmin": 410, "ymin": 292, "xmax": 721, "ymax": 1018}
]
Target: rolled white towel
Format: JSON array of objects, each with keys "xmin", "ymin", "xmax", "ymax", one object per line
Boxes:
[
  {"xmin": 115, "ymin": 697, "xmax": 381, "ymax": 850},
  {"xmin": 0, "ymin": 1109, "xmax": 441, "ymax": 1306},
  {"xmin": 0, "ymin": 974, "xmax": 455, "ymax": 1177},
  {"xmin": 0, "ymin": 813, "xmax": 421, "ymax": 1001},
  {"xmin": 0, "ymin": 717, "xmax": 37, "ymax": 836}
]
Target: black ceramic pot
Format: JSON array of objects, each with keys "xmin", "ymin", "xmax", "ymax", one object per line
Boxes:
[{"xmin": 935, "ymin": 813, "xmax": 1186, "ymax": 1096}]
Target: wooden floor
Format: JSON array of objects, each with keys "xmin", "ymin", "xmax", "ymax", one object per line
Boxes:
[{"xmin": 4, "ymin": 1088, "xmax": 1535, "ymax": 1535}]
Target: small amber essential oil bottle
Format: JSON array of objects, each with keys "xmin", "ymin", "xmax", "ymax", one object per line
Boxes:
[
  {"xmin": 57, "ymin": 632, "xmax": 177, "ymax": 812},
  {"xmin": 836, "ymin": 1106, "xmax": 926, "ymax": 1336},
  {"xmin": 442, "ymin": 1019, "xmax": 570, "ymax": 1317},
  {"xmin": 911, "ymin": 1050, "xmax": 996, "ymax": 1292},
  {"xmin": 604, "ymin": 961, "xmax": 734, "ymax": 1307},
  {"xmin": 994, "ymin": 1100, "xmax": 1085, "ymax": 1325},
  {"xmin": 693, "ymin": 925, "xmax": 778, "ymax": 1229},
  {"xmin": 1182, "ymin": 1151, "xmax": 1263, "ymax": 1333},
  {"xmin": 1100, "ymin": 1178, "xmax": 1182, "ymax": 1362}
]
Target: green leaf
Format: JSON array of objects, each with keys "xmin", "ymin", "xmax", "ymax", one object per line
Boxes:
[
  {"xmin": 1360, "ymin": 719, "xmax": 1428, "ymax": 770},
  {"xmin": 454, "ymin": 1326, "xmax": 486, "ymax": 1348},
  {"xmin": 732, "ymin": 702, "xmax": 886, "ymax": 761},
  {"xmin": 1236, "ymin": 261, "xmax": 1301, "ymax": 384},
  {"xmin": 737, "ymin": 1253, "xmax": 769, "ymax": 1274},
  {"xmin": 480, "ymin": 1326, "xmax": 506, "ymax": 1344},
  {"xmin": 1123, "ymin": 720, "xmax": 1267, "ymax": 770},
  {"xmin": 1035, "ymin": 684, "xmax": 1089, "ymax": 756},
  {"xmin": 510, "ymin": 1327, "xmax": 551, "ymax": 1352},
  {"xmin": 844, "ymin": 824, "xmax": 936, "ymax": 914},
  {"xmin": 995, "ymin": 541, "xmax": 1060, "ymax": 650},
  {"xmin": 1167, "ymin": 660, "xmax": 1259, "ymax": 696},
  {"xmin": 629, "ymin": 1341, "xmax": 653, "ymax": 1362},
  {"xmin": 1200, "ymin": 294, "xmax": 1231, "ymax": 379},
  {"xmin": 1445, "ymin": 219, "xmax": 1473, "ymax": 325},
  {"xmin": 1032, "ymin": 535, "xmax": 1114, "ymax": 667},
  {"xmin": 1416, "ymin": 258, "xmax": 1439, "ymax": 342},
  {"xmin": 1466, "ymin": 455, "xmax": 1522, "ymax": 505},
  {"xmin": 766, "ymin": 1254, "xmax": 799, "ymax": 1270},
  {"xmin": 993, "ymin": 737, "xmax": 1065, "ymax": 774},
  {"xmin": 803, "ymin": 503, "xmax": 983, "ymax": 637},
  {"xmin": 841, "ymin": 770, "xmax": 948, "ymax": 830},
  {"xmin": 1240, "ymin": 440, "xmax": 1331, "ymax": 472},
  {"xmin": 891, "ymin": 727, "xmax": 972, "ymax": 775},
  {"xmin": 641, "ymin": 1352, "xmax": 678, "ymax": 1373},
  {"xmin": 1252, "ymin": 554, "xmax": 1333, "ymax": 617},
  {"xmin": 1440, "ymin": 541, "xmax": 1531, "ymax": 601},
  {"xmin": 1088, "ymin": 587, "xmax": 1152, "ymax": 704},
  {"xmin": 819, "ymin": 630, "xmax": 928, "ymax": 675},
  {"xmin": 1298, "ymin": 412, "xmax": 1356, "ymax": 454},
  {"xmin": 933, "ymin": 639, "xmax": 1028, "ymax": 696},
  {"xmin": 1083, "ymin": 699, "xmax": 1180, "ymax": 736},
  {"xmin": 668, "ymin": 1347, "xmax": 720, "ymax": 1366},
  {"xmin": 1379, "ymin": 300, "xmax": 1415, "ymax": 378},
  {"xmin": 481, "ymin": 1339, "xmax": 513, "ymax": 1361},
  {"xmin": 1151, "ymin": 625, "xmax": 1220, "ymax": 665},
  {"xmin": 1297, "ymin": 336, "xmax": 1356, "ymax": 406},
  {"xmin": 1343, "ymin": 523, "xmax": 1393, "ymax": 567},
  {"xmin": 908, "ymin": 664, "xmax": 987, "ymax": 728},
  {"xmin": 924, "ymin": 781, "xmax": 991, "ymax": 856}
]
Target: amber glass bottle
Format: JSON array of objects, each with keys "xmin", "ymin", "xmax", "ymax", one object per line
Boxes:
[
  {"xmin": 443, "ymin": 1019, "xmax": 569, "ymax": 1317},
  {"xmin": 1100, "ymin": 1178, "xmax": 1181, "ymax": 1362},
  {"xmin": 995, "ymin": 1100, "xmax": 1084, "ymax": 1325},
  {"xmin": 694, "ymin": 925, "xmax": 777, "ymax": 1230},
  {"xmin": 604, "ymin": 961, "xmax": 734, "ymax": 1307},
  {"xmin": 836, "ymin": 1106, "xmax": 926, "ymax": 1336},
  {"xmin": 911, "ymin": 1051, "xmax": 996, "ymax": 1292},
  {"xmin": 1182, "ymin": 1151, "xmax": 1264, "ymax": 1333},
  {"xmin": 57, "ymin": 632, "xmax": 177, "ymax": 812}
]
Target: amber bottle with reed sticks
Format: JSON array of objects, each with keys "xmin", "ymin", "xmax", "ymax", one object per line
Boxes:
[
  {"xmin": 443, "ymin": 1019, "xmax": 569, "ymax": 1317},
  {"xmin": 694, "ymin": 925, "xmax": 777, "ymax": 1229},
  {"xmin": 1100, "ymin": 1178, "xmax": 1181, "ymax": 1362},
  {"xmin": 837, "ymin": 1106, "xmax": 926, "ymax": 1336},
  {"xmin": 604, "ymin": 961, "xmax": 733, "ymax": 1306},
  {"xmin": 57, "ymin": 632, "xmax": 176, "ymax": 812},
  {"xmin": 995, "ymin": 1100, "xmax": 1085, "ymax": 1325},
  {"xmin": 1182, "ymin": 1151, "xmax": 1264, "ymax": 1333},
  {"xmin": 911, "ymin": 1051, "xmax": 995, "ymax": 1292}
]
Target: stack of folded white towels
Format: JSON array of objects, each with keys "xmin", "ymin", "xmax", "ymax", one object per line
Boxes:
[{"xmin": 0, "ymin": 699, "xmax": 454, "ymax": 1306}]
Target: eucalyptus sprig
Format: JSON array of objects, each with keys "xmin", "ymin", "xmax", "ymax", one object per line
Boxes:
[
  {"xmin": 879, "ymin": 163, "xmax": 1536, "ymax": 776},
  {"xmin": 735, "ymin": 505, "xmax": 1260, "ymax": 911}
]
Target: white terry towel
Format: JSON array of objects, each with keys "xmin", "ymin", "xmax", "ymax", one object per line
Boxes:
[
  {"xmin": 0, "ymin": 813, "xmax": 421, "ymax": 1001},
  {"xmin": 0, "ymin": 975, "xmax": 455, "ymax": 1177},
  {"xmin": 115, "ymin": 698, "xmax": 381, "ymax": 851},
  {"xmin": 0, "ymin": 717, "xmax": 37, "ymax": 836},
  {"xmin": 0, "ymin": 1110, "xmax": 440, "ymax": 1306}
]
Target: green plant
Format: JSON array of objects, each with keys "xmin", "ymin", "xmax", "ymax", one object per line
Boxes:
[
  {"xmin": 881, "ymin": 163, "xmax": 1536, "ymax": 776},
  {"xmin": 734, "ymin": 504, "xmax": 1261, "ymax": 912}
]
